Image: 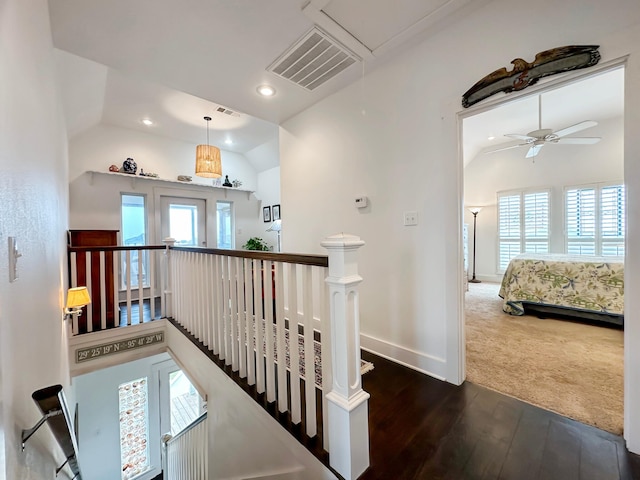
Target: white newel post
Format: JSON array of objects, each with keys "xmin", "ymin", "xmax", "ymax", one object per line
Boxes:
[
  {"xmin": 163, "ymin": 237, "xmax": 176, "ymax": 318},
  {"xmin": 321, "ymin": 233, "xmax": 370, "ymax": 480}
]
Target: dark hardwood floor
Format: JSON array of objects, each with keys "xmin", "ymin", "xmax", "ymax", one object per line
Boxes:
[
  {"xmin": 118, "ymin": 297, "xmax": 162, "ymax": 325},
  {"xmin": 360, "ymin": 351, "xmax": 640, "ymax": 480},
  {"xmin": 165, "ymin": 319, "xmax": 640, "ymax": 479}
]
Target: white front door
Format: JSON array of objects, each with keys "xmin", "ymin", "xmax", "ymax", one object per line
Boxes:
[
  {"xmin": 160, "ymin": 196, "xmax": 207, "ymax": 247},
  {"xmin": 155, "ymin": 360, "xmax": 206, "ymax": 437}
]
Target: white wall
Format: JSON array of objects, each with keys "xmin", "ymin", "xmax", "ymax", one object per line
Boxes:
[
  {"xmin": 253, "ymin": 166, "xmax": 282, "ymax": 250},
  {"xmin": 0, "ymin": 0, "xmax": 71, "ymax": 477},
  {"xmin": 464, "ymin": 115, "xmax": 624, "ymax": 282},
  {"xmin": 74, "ymin": 353, "xmax": 172, "ymax": 480},
  {"xmin": 70, "ymin": 123, "xmax": 258, "ymax": 190},
  {"xmin": 279, "ymin": 0, "xmax": 640, "ymax": 451},
  {"xmin": 245, "ymin": 137, "xmax": 280, "ymax": 173}
]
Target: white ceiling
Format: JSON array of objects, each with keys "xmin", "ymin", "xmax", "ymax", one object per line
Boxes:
[
  {"xmin": 48, "ymin": 0, "xmax": 481, "ymax": 171},
  {"xmin": 49, "ymin": 0, "xmax": 623, "ymax": 172}
]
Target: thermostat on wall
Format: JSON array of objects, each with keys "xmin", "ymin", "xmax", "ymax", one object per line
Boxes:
[{"xmin": 355, "ymin": 196, "xmax": 368, "ymax": 208}]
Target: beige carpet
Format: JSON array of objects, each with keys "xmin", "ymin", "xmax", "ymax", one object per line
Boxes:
[{"xmin": 465, "ymin": 282, "xmax": 624, "ymax": 434}]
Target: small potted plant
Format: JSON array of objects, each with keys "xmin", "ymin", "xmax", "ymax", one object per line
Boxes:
[{"xmin": 242, "ymin": 237, "xmax": 271, "ymax": 251}]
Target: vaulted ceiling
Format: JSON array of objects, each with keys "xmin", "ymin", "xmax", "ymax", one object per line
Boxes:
[
  {"xmin": 49, "ymin": 0, "xmax": 623, "ymax": 172},
  {"xmin": 50, "ymin": 0, "xmax": 479, "ymax": 158}
]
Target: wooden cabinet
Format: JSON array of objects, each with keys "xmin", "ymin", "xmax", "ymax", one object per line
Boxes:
[{"xmin": 69, "ymin": 230, "xmax": 119, "ymax": 333}]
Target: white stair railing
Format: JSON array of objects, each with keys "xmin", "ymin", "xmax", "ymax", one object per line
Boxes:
[
  {"xmin": 168, "ymin": 234, "xmax": 369, "ymax": 480},
  {"xmin": 170, "ymin": 248, "xmax": 330, "ymax": 442},
  {"xmin": 67, "ymin": 235, "xmax": 370, "ymax": 479},
  {"xmin": 162, "ymin": 413, "xmax": 208, "ymax": 480},
  {"xmin": 68, "ymin": 245, "xmax": 167, "ymax": 335}
]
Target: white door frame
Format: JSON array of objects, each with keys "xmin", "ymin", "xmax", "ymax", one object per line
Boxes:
[{"xmin": 454, "ymin": 57, "xmax": 627, "ymax": 388}]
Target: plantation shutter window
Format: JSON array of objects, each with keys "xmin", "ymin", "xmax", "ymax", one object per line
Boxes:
[
  {"xmin": 565, "ymin": 183, "xmax": 624, "ymax": 256},
  {"xmin": 524, "ymin": 191, "xmax": 549, "ymax": 253},
  {"xmin": 498, "ymin": 190, "xmax": 549, "ymax": 272}
]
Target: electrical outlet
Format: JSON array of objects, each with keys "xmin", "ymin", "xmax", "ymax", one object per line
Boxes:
[{"xmin": 403, "ymin": 211, "xmax": 418, "ymax": 226}]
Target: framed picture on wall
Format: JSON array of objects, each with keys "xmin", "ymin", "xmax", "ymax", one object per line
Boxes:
[
  {"xmin": 272, "ymin": 204, "xmax": 281, "ymax": 220},
  {"xmin": 263, "ymin": 206, "xmax": 271, "ymax": 223}
]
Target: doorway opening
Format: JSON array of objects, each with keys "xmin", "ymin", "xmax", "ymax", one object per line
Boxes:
[{"xmin": 461, "ymin": 64, "xmax": 625, "ymax": 435}]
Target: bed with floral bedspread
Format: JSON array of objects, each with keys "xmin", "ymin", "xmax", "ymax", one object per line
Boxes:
[{"xmin": 499, "ymin": 253, "xmax": 624, "ymax": 324}]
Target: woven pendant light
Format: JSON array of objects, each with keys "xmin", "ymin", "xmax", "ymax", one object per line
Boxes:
[{"xmin": 195, "ymin": 116, "xmax": 222, "ymax": 178}]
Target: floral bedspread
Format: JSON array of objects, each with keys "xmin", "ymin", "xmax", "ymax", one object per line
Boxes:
[{"xmin": 499, "ymin": 254, "xmax": 624, "ymax": 316}]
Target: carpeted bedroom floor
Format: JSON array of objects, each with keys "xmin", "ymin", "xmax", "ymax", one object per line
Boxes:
[{"xmin": 465, "ymin": 281, "xmax": 624, "ymax": 435}]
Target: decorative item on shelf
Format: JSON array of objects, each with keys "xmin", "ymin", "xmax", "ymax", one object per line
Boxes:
[
  {"xmin": 232, "ymin": 179, "xmax": 242, "ymax": 188},
  {"xmin": 242, "ymin": 237, "xmax": 271, "ymax": 251},
  {"xmin": 108, "ymin": 164, "xmax": 119, "ymax": 172},
  {"xmin": 139, "ymin": 170, "xmax": 159, "ymax": 178},
  {"xmin": 195, "ymin": 116, "xmax": 222, "ymax": 178},
  {"xmin": 177, "ymin": 175, "xmax": 192, "ymax": 182},
  {"xmin": 223, "ymin": 175, "xmax": 233, "ymax": 187},
  {"xmin": 122, "ymin": 157, "xmax": 137, "ymax": 174},
  {"xmin": 213, "ymin": 178, "xmax": 222, "ymax": 187},
  {"xmin": 467, "ymin": 206, "xmax": 483, "ymax": 283}
]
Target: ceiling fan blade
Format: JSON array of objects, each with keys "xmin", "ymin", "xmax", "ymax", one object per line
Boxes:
[
  {"xmin": 505, "ymin": 133, "xmax": 535, "ymax": 141},
  {"xmin": 525, "ymin": 144, "xmax": 543, "ymax": 158},
  {"xmin": 484, "ymin": 143, "xmax": 528, "ymax": 154},
  {"xmin": 553, "ymin": 137, "xmax": 601, "ymax": 144},
  {"xmin": 554, "ymin": 120, "xmax": 597, "ymax": 138}
]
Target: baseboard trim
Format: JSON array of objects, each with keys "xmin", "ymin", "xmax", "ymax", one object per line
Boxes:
[{"xmin": 360, "ymin": 333, "xmax": 447, "ymax": 382}]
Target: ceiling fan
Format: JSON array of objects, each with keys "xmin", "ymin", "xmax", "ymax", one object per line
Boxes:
[{"xmin": 486, "ymin": 95, "xmax": 601, "ymax": 158}]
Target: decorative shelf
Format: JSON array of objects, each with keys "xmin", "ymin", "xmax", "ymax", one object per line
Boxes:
[{"xmin": 85, "ymin": 170, "xmax": 255, "ymax": 199}]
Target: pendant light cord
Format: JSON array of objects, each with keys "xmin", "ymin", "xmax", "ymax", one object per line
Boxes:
[{"xmin": 204, "ymin": 116, "xmax": 212, "ymax": 146}]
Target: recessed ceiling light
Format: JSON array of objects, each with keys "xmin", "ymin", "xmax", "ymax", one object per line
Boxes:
[
  {"xmin": 142, "ymin": 118, "xmax": 153, "ymax": 126},
  {"xmin": 487, "ymin": 135, "xmax": 496, "ymax": 140},
  {"xmin": 257, "ymin": 85, "xmax": 276, "ymax": 97},
  {"xmin": 224, "ymin": 138, "xmax": 233, "ymax": 145}
]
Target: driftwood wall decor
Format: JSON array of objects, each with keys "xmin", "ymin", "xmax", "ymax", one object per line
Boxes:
[{"xmin": 462, "ymin": 45, "xmax": 601, "ymax": 108}]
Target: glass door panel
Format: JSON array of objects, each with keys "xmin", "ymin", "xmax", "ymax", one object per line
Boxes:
[{"xmin": 160, "ymin": 196, "xmax": 206, "ymax": 247}]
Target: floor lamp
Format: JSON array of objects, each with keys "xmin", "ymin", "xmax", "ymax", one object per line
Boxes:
[
  {"xmin": 468, "ymin": 207, "xmax": 482, "ymax": 283},
  {"xmin": 267, "ymin": 219, "xmax": 282, "ymax": 252}
]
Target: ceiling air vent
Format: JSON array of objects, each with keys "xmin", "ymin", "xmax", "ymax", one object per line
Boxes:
[
  {"xmin": 268, "ymin": 27, "xmax": 359, "ymax": 91},
  {"xmin": 216, "ymin": 106, "xmax": 240, "ymax": 117}
]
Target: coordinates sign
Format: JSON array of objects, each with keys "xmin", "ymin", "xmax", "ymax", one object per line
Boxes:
[{"xmin": 76, "ymin": 331, "xmax": 164, "ymax": 363}]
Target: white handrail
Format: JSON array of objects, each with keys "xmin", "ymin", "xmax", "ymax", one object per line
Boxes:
[{"xmin": 163, "ymin": 412, "xmax": 208, "ymax": 480}]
